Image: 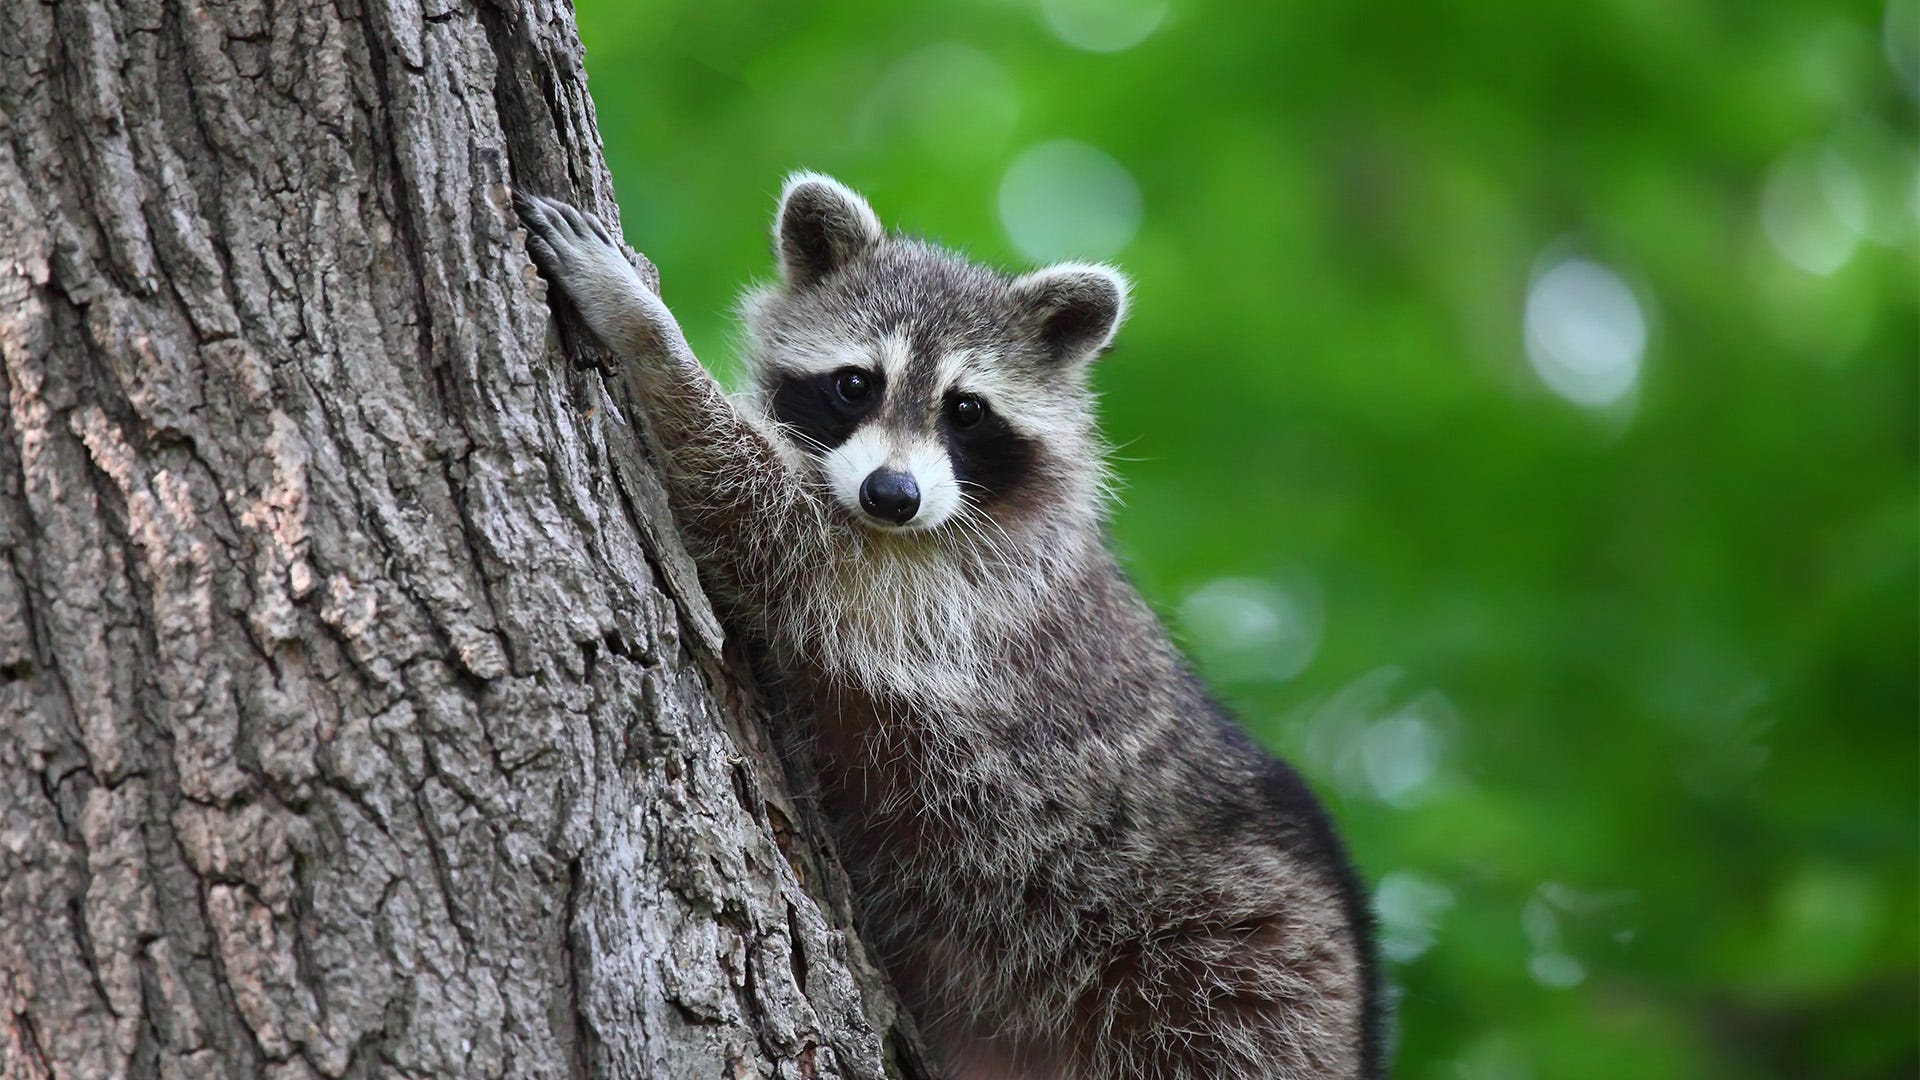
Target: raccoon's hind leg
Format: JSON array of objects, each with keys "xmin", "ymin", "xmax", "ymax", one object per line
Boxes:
[{"xmin": 516, "ymin": 192, "xmax": 826, "ymax": 614}]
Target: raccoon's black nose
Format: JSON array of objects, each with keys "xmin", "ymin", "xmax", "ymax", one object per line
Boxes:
[{"xmin": 859, "ymin": 469, "xmax": 920, "ymax": 525}]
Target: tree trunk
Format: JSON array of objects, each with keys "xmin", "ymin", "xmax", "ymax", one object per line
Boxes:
[{"xmin": 0, "ymin": 1, "xmax": 924, "ymax": 1077}]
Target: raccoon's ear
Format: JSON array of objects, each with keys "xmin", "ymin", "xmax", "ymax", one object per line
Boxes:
[
  {"xmin": 775, "ymin": 172, "xmax": 884, "ymax": 287},
  {"xmin": 1011, "ymin": 262, "xmax": 1131, "ymax": 364}
]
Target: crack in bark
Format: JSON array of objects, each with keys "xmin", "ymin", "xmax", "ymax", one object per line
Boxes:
[
  {"xmin": 11, "ymin": 1007, "xmax": 55, "ymax": 1079},
  {"xmin": 560, "ymin": 855, "xmax": 595, "ymax": 1080},
  {"xmin": 409, "ymin": 780, "xmax": 477, "ymax": 954}
]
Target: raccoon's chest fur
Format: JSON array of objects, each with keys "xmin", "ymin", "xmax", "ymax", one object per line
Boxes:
[
  {"xmin": 791, "ymin": 553, "xmax": 1253, "ymax": 1016},
  {"xmin": 799, "ymin": 675, "xmax": 1147, "ymax": 1055}
]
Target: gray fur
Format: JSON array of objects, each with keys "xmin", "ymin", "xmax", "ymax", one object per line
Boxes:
[{"xmin": 516, "ymin": 177, "xmax": 1383, "ymax": 1079}]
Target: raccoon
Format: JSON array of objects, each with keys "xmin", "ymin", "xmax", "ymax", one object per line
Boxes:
[{"xmin": 516, "ymin": 175, "xmax": 1384, "ymax": 1079}]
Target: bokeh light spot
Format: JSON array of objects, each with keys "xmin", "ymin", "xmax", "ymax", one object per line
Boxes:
[
  {"xmin": 1522, "ymin": 882, "xmax": 1637, "ymax": 991},
  {"xmin": 1295, "ymin": 668, "xmax": 1459, "ymax": 808},
  {"xmin": 1178, "ymin": 571, "xmax": 1324, "ymax": 683},
  {"xmin": 1361, "ymin": 710, "xmax": 1443, "ymax": 806},
  {"xmin": 1523, "ymin": 257, "xmax": 1646, "ymax": 408},
  {"xmin": 1527, "ymin": 953, "xmax": 1587, "ymax": 989},
  {"xmin": 1374, "ymin": 871, "xmax": 1456, "ymax": 963},
  {"xmin": 1039, "ymin": 0, "xmax": 1170, "ymax": 53},
  {"xmin": 1829, "ymin": 117, "xmax": 1920, "ymax": 247},
  {"xmin": 998, "ymin": 140, "xmax": 1142, "ymax": 262},
  {"xmin": 1761, "ymin": 147, "xmax": 1866, "ymax": 276}
]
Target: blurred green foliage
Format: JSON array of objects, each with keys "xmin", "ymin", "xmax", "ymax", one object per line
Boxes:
[{"xmin": 571, "ymin": 0, "xmax": 1918, "ymax": 1075}]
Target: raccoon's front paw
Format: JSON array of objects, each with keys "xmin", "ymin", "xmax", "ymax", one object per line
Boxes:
[{"xmin": 515, "ymin": 191, "xmax": 684, "ymax": 358}]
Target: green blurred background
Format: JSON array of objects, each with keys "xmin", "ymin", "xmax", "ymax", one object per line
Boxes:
[{"xmin": 570, "ymin": 0, "xmax": 1918, "ymax": 1075}]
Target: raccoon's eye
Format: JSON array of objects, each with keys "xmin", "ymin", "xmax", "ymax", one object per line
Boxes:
[
  {"xmin": 834, "ymin": 369, "xmax": 873, "ymax": 403},
  {"xmin": 949, "ymin": 394, "xmax": 986, "ymax": 428}
]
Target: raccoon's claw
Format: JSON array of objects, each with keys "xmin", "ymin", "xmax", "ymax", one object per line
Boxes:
[
  {"xmin": 514, "ymin": 190, "xmax": 686, "ymax": 360},
  {"xmin": 514, "ymin": 190, "xmax": 624, "ymax": 282}
]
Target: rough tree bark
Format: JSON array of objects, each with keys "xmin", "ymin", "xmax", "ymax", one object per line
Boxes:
[{"xmin": 0, "ymin": 1, "xmax": 926, "ymax": 1077}]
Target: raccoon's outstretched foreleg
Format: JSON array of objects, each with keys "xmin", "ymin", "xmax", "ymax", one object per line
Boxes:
[{"xmin": 515, "ymin": 191, "xmax": 822, "ymax": 610}]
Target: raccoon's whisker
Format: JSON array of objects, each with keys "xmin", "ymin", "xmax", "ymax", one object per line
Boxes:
[
  {"xmin": 943, "ymin": 496, "xmax": 1014, "ymax": 569},
  {"xmin": 779, "ymin": 425, "xmax": 835, "ymax": 458},
  {"xmin": 1105, "ymin": 432, "xmax": 1151, "ymax": 460},
  {"xmin": 965, "ymin": 517, "xmax": 1019, "ymax": 574},
  {"xmin": 951, "ymin": 491, "xmax": 1020, "ymax": 568},
  {"xmin": 948, "ymin": 516, "xmax": 1012, "ymax": 576}
]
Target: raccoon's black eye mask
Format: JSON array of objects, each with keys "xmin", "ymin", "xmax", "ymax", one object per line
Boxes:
[
  {"xmin": 771, "ymin": 366, "xmax": 881, "ymax": 452},
  {"xmin": 941, "ymin": 391, "xmax": 1033, "ymax": 504}
]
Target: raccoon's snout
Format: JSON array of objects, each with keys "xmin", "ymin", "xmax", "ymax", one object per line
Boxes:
[{"xmin": 859, "ymin": 469, "xmax": 920, "ymax": 525}]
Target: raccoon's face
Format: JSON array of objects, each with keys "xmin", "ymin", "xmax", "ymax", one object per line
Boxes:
[{"xmin": 741, "ymin": 173, "xmax": 1128, "ymax": 539}]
